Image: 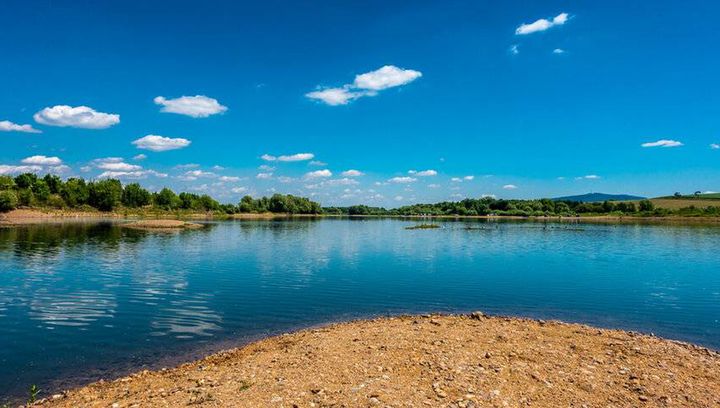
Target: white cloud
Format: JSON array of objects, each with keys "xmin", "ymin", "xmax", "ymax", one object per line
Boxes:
[
  {"xmin": 711, "ymin": 143, "xmax": 720, "ymax": 149},
  {"xmin": 323, "ymin": 178, "xmax": 359, "ymax": 187},
  {"xmin": 256, "ymin": 172, "xmax": 273, "ymax": 180},
  {"xmin": 394, "ymin": 195, "xmax": 404, "ymax": 201},
  {"xmin": 98, "ymin": 170, "xmax": 167, "ymax": 179},
  {"xmin": 353, "ymin": 65, "xmax": 423, "ymax": 91},
  {"xmin": 262, "ymin": 153, "xmax": 315, "ymax": 162},
  {"xmin": 174, "ymin": 163, "xmax": 200, "ymax": 169},
  {"xmin": 153, "ymin": 95, "xmax": 227, "ymax": 118},
  {"xmin": 258, "ymin": 164, "xmax": 275, "ymax": 171},
  {"xmin": 516, "ymin": 13, "xmax": 569, "ymax": 35},
  {"xmin": 503, "ymin": 184, "xmax": 518, "ymax": 190},
  {"xmin": 132, "ymin": 135, "xmax": 191, "ymax": 152},
  {"xmin": 47, "ymin": 165, "xmax": 71, "ymax": 174},
  {"xmin": 408, "ymin": 169, "xmax": 437, "ymax": 177},
  {"xmin": 0, "ymin": 120, "xmax": 41, "ymax": 133},
  {"xmin": 427, "ymin": 184, "xmax": 440, "ymax": 188},
  {"xmin": 34, "ymin": 105, "xmax": 119, "ymax": 129},
  {"xmin": 388, "ymin": 176, "xmax": 417, "ymax": 183},
  {"xmin": 451, "ymin": 177, "xmax": 462, "ymax": 182},
  {"xmin": 219, "ymin": 176, "xmax": 240, "ymax": 182},
  {"xmin": 576, "ymin": 174, "xmax": 600, "ymax": 180},
  {"xmin": 641, "ymin": 139, "xmax": 683, "ymax": 148},
  {"xmin": 133, "ymin": 154, "xmax": 147, "ymax": 161},
  {"xmin": 305, "ymin": 88, "xmax": 364, "ymax": 106},
  {"xmin": 553, "ymin": 48, "xmax": 566, "ymax": 54},
  {"xmin": 97, "ymin": 161, "xmax": 141, "ymax": 171},
  {"xmin": 307, "ymin": 65, "xmax": 422, "ymax": 106},
  {"xmin": 0, "ymin": 164, "xmax": 42, "ymax": 174},
  {"xmin": 185, "ymin": 170, "xmax": 216, "ymax": 178},
  {"xmin": 464, "ymin": 175, "xmax": 474, "ymax": 181},
  {"xmin": 277, "ymin": 176, "xmax": 294, "ymax": 183},
  {"xmin": 305, "ymin": 169, "xmax": 332, "ymax": 179},
  {"xmin": 231, "ymin": 187, "xmax": 248, "ymax": 194},
  {"xmin": 341, "ymin": 169, "xmax": 364, "ymax": 177},
  {"xmin": 21, "ymin": 155, "xmax": 62, "ymax": 165},
  {"xmin": 509, "ymin": 44, "xmax": 519, "ymax": 55}
]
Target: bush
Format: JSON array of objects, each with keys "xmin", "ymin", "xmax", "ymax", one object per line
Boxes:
[
  {"xmin": 0, "ymin": 190, "xmax": 19, "ymax": 212},
  {"xmin": 88, "ymin": 179, "xmax": 123, "ymax": 211}
]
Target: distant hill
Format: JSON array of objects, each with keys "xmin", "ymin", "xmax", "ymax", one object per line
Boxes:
[{"xmin": 552, "ymin": 193, "xmax": 645, "ymax": 203}]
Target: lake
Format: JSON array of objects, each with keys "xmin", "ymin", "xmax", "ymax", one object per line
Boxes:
[{"xmin": 1, "ymin": 218, "xmax": 719, "ymax": 401}]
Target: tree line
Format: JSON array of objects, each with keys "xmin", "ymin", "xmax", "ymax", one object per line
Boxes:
[
  {"xmin": 0, "ymin": 173, "xmax": 321, "ymax": 214},
  {"xmin": 324, "ymin": 196, "xmax": 720, "ymax": 217}
]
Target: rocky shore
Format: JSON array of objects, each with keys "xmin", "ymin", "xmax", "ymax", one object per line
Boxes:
[{"xmin": 33, "ymin": 314, "xmax": 719, "ymax": 407}]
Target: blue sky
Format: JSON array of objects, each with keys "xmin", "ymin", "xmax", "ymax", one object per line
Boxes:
[{"xmin": 1, "ymin": 0, "xmax": 719, "ymax": 206}]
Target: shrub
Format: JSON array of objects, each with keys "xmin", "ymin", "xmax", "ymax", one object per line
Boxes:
[{"xmin": 0, "ymin": 190, "xmax": 19, "ymax": 212}]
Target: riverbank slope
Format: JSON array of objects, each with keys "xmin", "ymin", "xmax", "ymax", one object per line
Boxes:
[{"xmin": 35, "ymin": 314, "xmax": 719, "ymax": 407}]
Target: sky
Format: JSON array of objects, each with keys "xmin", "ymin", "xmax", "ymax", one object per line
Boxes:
[{"xmin": 1, "ymin": 0, "xmax": 719, "ymax": 206}]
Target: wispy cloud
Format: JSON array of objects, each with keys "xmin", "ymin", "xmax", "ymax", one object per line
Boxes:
[
  {"xmin": 0, "ymin": 164, "xmax": 43, "ymax": 174},
  {"xmin": 305, "ymin": 169, "xmax": 332, "ymax": 179},
  {"xmin": 641, "ymin": 139, "xmax": 683, "ymax": 148},
  {"xmin": 34, "ymin": 105, "xmax": 120, "ymax": 129},
  {"xmin": 21, "ymin": 155, "xmax": 62, "ymax": 165},
  {"xmin": 0, "ymin": 120, "xmax": 41, "ymax": 133},
  {"xmin": 710, "ymin": 143, "xmax": 719, "ymax": 149},
  {"xmin": 154, "ymin": 95, "xmax": 227, "ymax": 118},
  {"xmin": 502, "ymin": 184, "xmax": 518, "ymax": 190},
  {"xmin": 256, "ymin": 172, "xmax": 273, "ymax": 180},
  {"xmin": 388, "ymin": 176, "xmax": 417, "ymax": 183},
  {"xmin": 341, "ymin": 169, "xmax": 364, "ymax": 177},
  {"xmin": 98, "ymin": 170, "xmax": 167, "ymax": 179},
  {"xmin": 132, "ymin": 135, "xmax": 191, "ymax": 151},
  {"xmin": 575, "ymin": 174, "xmax": 600, "ymax": 180},
  {"xmin": 516, "ymin": 13, "xmax": 569, "ymax": 35},
  {"xmin": 307, "ymin": 65, "xmax": 422, "ymax": 106},
  {"xmin": 309, "ymin": 160, "xmax": 327, "ymax": 166},
  {"xmin": 132, "ymin": 154, "xmax": 147, "ymax": 161},
  {"xmin": 408, "ymin": 169, "xmax": 437, "ymax": 177},
  {"xmin": 509, "ymin": 44, "xmax": 519, "ymax": 55},
  {"xmin": 261, "ymin": 153, "xmax": 315, "ymax": 162}
]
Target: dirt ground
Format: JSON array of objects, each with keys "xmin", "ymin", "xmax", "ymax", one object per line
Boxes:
[{"xmin": 33, "ymin": 314, "xmax": 720, "ymax": 407}]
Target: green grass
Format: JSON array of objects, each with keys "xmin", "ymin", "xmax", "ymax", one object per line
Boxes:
[{"xmin": 405, "ymin": 224, "xmax": 441, "ymax": 230}]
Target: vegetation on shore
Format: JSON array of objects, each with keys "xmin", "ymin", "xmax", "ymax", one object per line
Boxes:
[
  {"xmin": 0, "ymin": 173, "xmax": 321, "ymax": 215},
  {"xmin": 1, "ymin": 173, "xmax": 718, "ymax": 219},
  {"xmin": 324, "ymin": 196, "xmax": 720, "ymax": 217}
]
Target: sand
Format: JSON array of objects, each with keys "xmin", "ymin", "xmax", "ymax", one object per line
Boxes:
[
  {"xmin": 32, "ymin": 314, "xmax": 719, "ymax": 407},
  {"xmin": 121, "ymin": 219, "xmax": 204, "ymax": 230}
]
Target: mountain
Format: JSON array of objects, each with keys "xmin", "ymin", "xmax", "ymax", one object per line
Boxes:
[{"xmin": 552, "ymin": 193, "xmax": 645, "ymax": 203}]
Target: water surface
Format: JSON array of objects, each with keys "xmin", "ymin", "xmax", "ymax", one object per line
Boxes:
[{"xmin": 1, "ymin": 219, "xmax": 719, "ymax": 401}]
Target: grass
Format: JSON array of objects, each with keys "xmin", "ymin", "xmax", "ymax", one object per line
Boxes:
[
  {"xmin": 405, "ymin": 224, "xmax": 441, "ymax": 230},
  {"xmin": 649, "ymin": 198, "xmax": 720, "ymax": 210}
]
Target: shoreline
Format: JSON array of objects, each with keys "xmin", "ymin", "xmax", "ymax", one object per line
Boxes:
[
  {"xmin": 2, "ymin": 208, "xmax": 720, "ymax": 227},
  {"xmin": 32, "ymin": 313, "xmax": 720, "ymax": 407}
]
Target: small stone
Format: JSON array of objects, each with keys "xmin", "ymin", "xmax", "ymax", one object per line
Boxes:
[
  {"xmin": 639, "ymin": 395, "xmax": 649, "ymax": 402},
  {"xmin": 470, "ymin": 311, "xmax": 484, "ymax": 320}
]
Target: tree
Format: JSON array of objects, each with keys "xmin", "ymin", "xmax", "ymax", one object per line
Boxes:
[
  {"xmin": 61, "ymin": 178, "xmax": 89, "ymax": 207},
  {"xmin": 154, "ymin": 188, "xmax": 180, "ymax": 210},
  {"xmin": 0, "ymin": 175, "xmax": 16, "ymax": 190},
  {"xmin": 31, "ymin": 180, "xmax": 51, "ymax": 202},
  {"xmin": 14, "ymin": 173, "xmax": 37, "ymax": 189},
  {"xmin": 122, "ymin": 183, "xmax": 151, "ymax": 208},
  {"xmin": 0, "ymin": 190, "xmax": 18, "ymax": 212},
  {"xmin": 43, "ymin": 174, "xmax": 63, "ymax": 194},
  {"xmin": 88, "ymin": 179, "xmax": 123, "ymax": 211},
  {"xmin": 639, "ymin": 200, "xmax": 654, "ymax": 212}
]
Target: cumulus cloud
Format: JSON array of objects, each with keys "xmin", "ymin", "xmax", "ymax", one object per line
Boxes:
[
  {"xmin": 0, "ymin": 120, "xmax": 41, "ymax": 133},
  {"xmin": 305, "ymin": 169, "xmax": 332, "ymax": 179},
  {"xmin": 464, "ymin": 175, "xmax": 475, "ymax": 181},
  {"xmin": 408, "ymin": 169, "xmax": 437, "ymax": 177},
  {"xmin": 307, "ymin": 65, "xmax": 422, "ymax": 106},
  {"xmin": 503, "ymin": 184, "xmax": 518, "ymax": 190},
  {"xmin": 388, "ymin": 176, "xmax": 417, "ymax": 183},
  {"xmin": 21, "ymin": 155, "xmax": 62, "ymax": 165},
  {"xmin": 132, "ymin": 135, "xmax": 191, "ymax": 151},
  {"xmin": 184, "ymin": 170, "xmax": 216, "ymax": 178},
  {"xmin": 341, "ymin": 169, "xmax": 364, "ymax": 177},
  {"xmin": 133, "ymin": 154, "xmax": 147, "ymax": 161},
  {"xmin": 98, "ymin": 170, "xmax": 167, "ymax": 179},
  {"xmin": 33, "ymin": 105, "xmax": 120, "ymax": 129},
  {"xmin": 262, "ymin": 153, "xmax": 315, "ymax": 162},
  {"xmin": 553, "ymin": 48, "xmax": 566, "ymax": 54},
  {"xmin": 231, "ymin": 187, "xmax": 248, "ymax": 194},
  {"xmin": 641, "ymin": 139, "xmax": 683, "ymax": 148},
  {"xmin": 516, "ymin": 13, "xmax": 569, "ymax": 35},
  {"xmin": 96, "ymin": 161, "xmax": 141, "ymax": 171},
  {"xmin": 0, "ymin": 164, "xmax": 42, "ymax": 174},
  {"xmin": 711, "ymin": 143, "xmax": 720, "ymax": 149},
  {"xmin": 219, "ymin": 176, "xmax": 240, "ymax": 182},
  {"xmin": 256, "ymin": 172, "xmax": 273, "ymax": 179},
  {"xmin": 153, "ymin": 95, "xmax": 228, "ymax": 118}
]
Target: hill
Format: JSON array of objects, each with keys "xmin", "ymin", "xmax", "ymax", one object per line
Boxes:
[{"xmin": 552, "ymin": 193, "xmax": 645, "ymax": 203}]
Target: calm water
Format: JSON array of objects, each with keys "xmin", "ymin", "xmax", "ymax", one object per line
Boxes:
[{"xmin": 1, "ymin": 218, "xmax": 719, "ymax": 401}]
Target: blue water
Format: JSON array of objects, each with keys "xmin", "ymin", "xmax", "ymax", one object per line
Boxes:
[{"xmin": 1, "ymin": 218, "xmax": 719, "ymax": 401}]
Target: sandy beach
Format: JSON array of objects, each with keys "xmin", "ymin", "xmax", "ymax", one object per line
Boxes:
[{"xmin": 33, "ymin": 314, "xmax": 720, "ymax": 407}]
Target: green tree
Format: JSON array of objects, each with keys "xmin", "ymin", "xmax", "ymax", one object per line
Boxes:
[
  {"xmin": 0, "ymin": 190, "xmax": 19, "ymax": 212},
  {"xmin": 0, "ymin": 175, "xmax": 16, "ymax": 190},
  {"xmin": 32, "ymin": 180, "xmax": 51, "ymax": 202},
  {"xmin": 14, "ymin": 173, "xmax": 37, "ymax": 189},
  {"xmin": 61, "ymin": 178, "xmax": 89, "ymax": 207},
  {"xmin": 43, "ymin": 174, "xmax": 63, "ymax": 194},
  {"xmin": 122, "ymin": 183, "xmax": 151, "ymax": 208},
  {"xmin": 638, "ymin": 200, "xmax": 654, "ymax": 212},
  {"xmin": 154, "ymin": 188, "xmax": 180, "ymax": 210},
  {"xmin": 17, "ymin": 189, "xmax": 34, "ymax": 206},
  {"xmin": 88, "ymin": 179, "xmax": 123, "ymax": 211}
]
